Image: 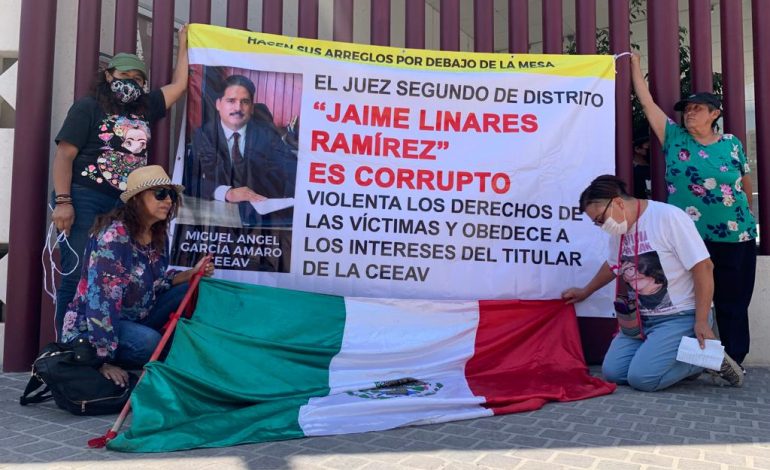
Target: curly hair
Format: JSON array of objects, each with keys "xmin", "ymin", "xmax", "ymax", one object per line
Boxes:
[
  {"xmin": 90, "ymin": 190, "xmax": 178, "ymax": 252},
  {"xmin": 90, "ymin": 68, "xmax": 149, "ymax": 116}
]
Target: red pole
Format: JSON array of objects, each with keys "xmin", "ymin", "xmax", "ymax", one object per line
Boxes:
[
  {"xmin": 508, "ymin": 0, "xmax": 528, "ymax": 53},
  {"xmin": 262, "ymin": 0, "xmax": 283, "ymax": 34},
  {"xmin": 333, "ymin": 0, "xmax": 353, "ymax": 42},
  {"xmin": 4, "ymin": 0, "xmax": 58, "ymax": 372},
  {"xmin": 752, "ymin": 0, "xmax": 769, "ymax": 255},
  {"xmin": 190, "ymin": 0, "xmax": 212, "ymax": 25},
  {"xmin": 371, "ymin": 0, "xmax": 391, "ymax": 46},
  {"xmin": 148, "ymin": 1, "xmax": 175, "ymax": 170},
  {"xmin": 720, "ymin": 0, "xmax": 746, "ymax": 144},
  {"xmin": 575, "ymin": 0, "xmax": 596, "ymax": 54},
  {"xmin": 647, "ymin": 0, "xmax": 680, "ymax": 202},
  {"xmin": 689, "ymin": 0, "xmax": 713, "ymax": 93},
  {"xmin": 575, "ymin": 0, "xmax": 634, "ymax": 366},
  {"xmin": 88, "ymin": 267, "xmax": 208, "ymax": 448},
  {"xmin": 440, "ymin": 0, "xmax": 460, "ymax": 51},
  {"xmin": 542, "ymin": 0, "xmax": 563, "ymax": 54},
  {"xmin": 227, "ymin": 0, "xmax": 249, "ymax": 30},
  {"xmin": 405, "ymin": 0, "xmax": 425, "ymax": 49},
  {"xmin": 74, "ymin": 0, "xmax": 101, "ymax": 100},
  {"xmin": 474, "ymin": 0, "xmax": 494, "ymax": 53},
  {"xmin": 298, "ymin": 0, "xmax": 319, "ymax": 38},
  {"xmin": 114, "ymin": 0, "xmax": 138, "ymax": 54},
  {"xmin": 610, "ymin": 0, "xmax": 632, "ymax": 189}
]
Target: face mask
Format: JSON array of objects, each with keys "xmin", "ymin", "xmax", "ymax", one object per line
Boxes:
[
  {"xmin": 110, "ymin": 78, "xmax": 144, "ymax": 104},
  {"xmin": 600, "ymin": 204, "xmax": 629, "ymax": 236}
]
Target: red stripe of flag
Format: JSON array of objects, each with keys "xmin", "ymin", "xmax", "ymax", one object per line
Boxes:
[{"xmin": 466, "ymin": 299, "xmax": 616, "ymax": 414}]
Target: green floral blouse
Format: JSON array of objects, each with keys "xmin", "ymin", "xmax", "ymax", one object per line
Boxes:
[{"xmin": 663, "ymin": 119, "xmax": 756, "ymax": 243}]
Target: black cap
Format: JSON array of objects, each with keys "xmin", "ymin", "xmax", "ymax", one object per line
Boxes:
[{"xmin": 674, "ymin": 92, "xmax": 722, "ymax": 112}]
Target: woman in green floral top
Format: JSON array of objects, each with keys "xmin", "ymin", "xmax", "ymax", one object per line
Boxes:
[
  {"xmin": 630, "ymin": 53, "xmax": 757, "ymax": 368},
  {"xmin": 60, "ymin": 166, "xmax": 215, "ymax": 387}
]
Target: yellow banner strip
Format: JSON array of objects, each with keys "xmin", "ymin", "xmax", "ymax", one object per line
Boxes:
[{"xmin": 188, "ymin": 24, "xmax": 615, "ymax": 79}]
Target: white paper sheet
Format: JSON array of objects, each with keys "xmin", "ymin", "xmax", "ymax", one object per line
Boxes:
[
  {"xmin": 676, "ymin": 337, "xmax": 724, "ymax": 370},
  {"xmin": 251, "ymin": 198, "xmax": 294, "ymax": 215}
]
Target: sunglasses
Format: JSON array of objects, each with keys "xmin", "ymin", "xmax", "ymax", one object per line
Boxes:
[
  {"xmin": 152, "ymin": 187, "xmax": 178, "ymax": 203},
  {"xmin": 592, "ymin": 199, "xmax": 614, "ymax": 226}
]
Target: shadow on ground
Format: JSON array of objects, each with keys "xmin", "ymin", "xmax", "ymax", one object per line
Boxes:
[{"xmin": 0, "ymin": 368, "xmax": 769, "ymax": 469}]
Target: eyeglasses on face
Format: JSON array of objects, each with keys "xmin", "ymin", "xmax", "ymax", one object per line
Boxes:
[
  {"xmin": 152, "ymin": 187, "xmax": 178, "ymax": 203},
  {"xmin": 592, "ymin": 199, "xmax": 614, "ymax": 226}
]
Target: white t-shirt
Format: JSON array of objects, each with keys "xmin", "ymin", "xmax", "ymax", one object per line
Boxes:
[{"xmin": 607, "ymin": 200, "xmax": 709, "ymax": 316}]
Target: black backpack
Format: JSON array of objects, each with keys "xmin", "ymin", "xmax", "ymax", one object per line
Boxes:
[{"xmin": 19, "ymin": 338, "xmax": 138, "ymax": 415}]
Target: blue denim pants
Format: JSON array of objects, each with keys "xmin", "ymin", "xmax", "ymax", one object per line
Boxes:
[
  {"xmin": 111, "ymin": 283, "xmax": 188, "ymax": 369},
  {"xmin": 53, "ymin": 184, "xmax": 118, "ymax": 337},
  {"xmin": 602, "ymin": 311, "xmax": 708, "ymax": 392}
]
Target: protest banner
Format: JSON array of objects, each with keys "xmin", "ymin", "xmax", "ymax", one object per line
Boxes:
[{"xmin": 171, "ymin": 24, "xmax": 616, "ymax": 316}]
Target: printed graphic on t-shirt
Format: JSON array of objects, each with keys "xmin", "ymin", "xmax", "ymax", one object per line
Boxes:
[
  {"xmin": 620, "ymin": 232, "xmax": 675, "ymax": 315},
  {"xmin": 80, "ymin": 114, "xmax": 151, "ymax": 191}
]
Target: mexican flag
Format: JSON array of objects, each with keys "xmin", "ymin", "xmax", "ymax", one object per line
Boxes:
[{"xmin": 108, "ymin": 278, "xmax": 615, "ymax": 452}]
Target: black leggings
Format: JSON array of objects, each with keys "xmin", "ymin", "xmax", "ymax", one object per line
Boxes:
[{"xmin": 705, "ymin": 240, "xmax": 757, "ymax": 365}]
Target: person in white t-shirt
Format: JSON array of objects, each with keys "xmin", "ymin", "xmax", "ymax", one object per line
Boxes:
[{"xmin": 561, "ymin": 175, "xmax": 744, "ymax": 391}]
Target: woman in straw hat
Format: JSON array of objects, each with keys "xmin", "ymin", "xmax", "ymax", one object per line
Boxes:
[
  {"xmin": 60, "ymin": 166, "xmax": 214, "ymax": 387},
  {"xmin": 50, "ymin": 26, "xmax": 190, "ymax": 338}
]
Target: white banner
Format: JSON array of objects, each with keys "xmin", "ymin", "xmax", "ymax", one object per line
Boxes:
[{"xmin": 171, "ymin": 25, "xmax": 616, "ymax": 316}]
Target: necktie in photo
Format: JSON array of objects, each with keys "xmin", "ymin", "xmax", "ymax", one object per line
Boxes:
[{"xmin": 231, "ymin": 131, "xmax": 243, "ymax": 164}]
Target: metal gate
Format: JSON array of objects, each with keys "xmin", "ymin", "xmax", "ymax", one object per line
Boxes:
[{"xmin": 5, "ymin": 0, "xmax": 769, "ymax": 371}]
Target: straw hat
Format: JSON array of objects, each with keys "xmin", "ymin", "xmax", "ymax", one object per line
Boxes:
[{"xmin": 120, "ymin": 165, "xmax": 184, "ymax": 203}]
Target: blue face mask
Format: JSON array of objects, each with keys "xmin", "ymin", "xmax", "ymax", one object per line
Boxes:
[{"xmin": 110, "ymin": 78, "xmax": 144, "ymax": 104}]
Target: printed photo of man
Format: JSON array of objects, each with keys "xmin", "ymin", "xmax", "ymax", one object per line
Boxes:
[{"xmin": 189, "ymin": 74, "xmax": 297, "ymax": 202}]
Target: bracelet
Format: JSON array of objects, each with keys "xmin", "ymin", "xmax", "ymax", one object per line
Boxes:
[
  {"xmin": 55, "ymin": 200, "xmax": 73, "ymax": 206},
  {"xmin": 55, "ymin": 193, "xmax": 71, "ymax": 199}
]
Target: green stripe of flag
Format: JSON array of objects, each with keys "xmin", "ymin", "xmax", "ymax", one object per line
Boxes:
[{"xmin": 108, "ymin": 279, "xmax": 347, "ymax": 452}]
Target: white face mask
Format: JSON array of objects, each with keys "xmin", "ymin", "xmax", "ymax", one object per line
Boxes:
[{"xmin": 600, "ymin": 204, "xmax": 628, "ymax": 235}]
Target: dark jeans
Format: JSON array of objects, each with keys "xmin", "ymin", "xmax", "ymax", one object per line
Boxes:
[
  {"xmin": 114, "ymin": 283, "xmax": 189, "ymax": 368},
  {"xmin": 53, "ymin": 184, "xmax": 118, "ymax": 338},
  {"xmin": 75, "ymin": 283, "xmax": 189, "ymax": 369},
  {"xmin": 705, "ymin": 239, "xmax": 757, "ymax": 365}
]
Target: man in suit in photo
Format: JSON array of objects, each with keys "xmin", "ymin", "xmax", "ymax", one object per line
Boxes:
[{"xmin": 189, "ymin": 74, "xmax": 296, "ymax": 202}]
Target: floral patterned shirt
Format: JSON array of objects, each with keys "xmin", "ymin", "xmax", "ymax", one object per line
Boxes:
[
  {"xmin": 60, "ymin": 220, "xmax": 176, "ymax": 359},
  {"xmin": 663, "ymin": 119, "xmax": 756, "ymax": 243}
]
